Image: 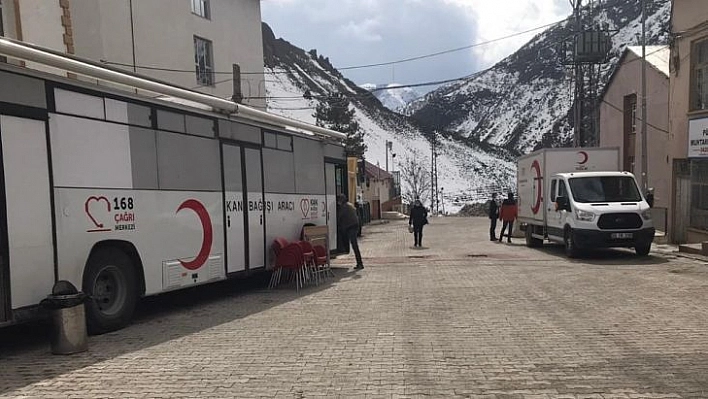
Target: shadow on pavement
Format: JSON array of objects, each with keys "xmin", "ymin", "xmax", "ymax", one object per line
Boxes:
[
  {"xmin": 537, "ymin": 244, "xmax": 670, "ymax": 266},
  {"xmin": 0, "ymin": 267, "xmax": 351, "ymax": 394}
]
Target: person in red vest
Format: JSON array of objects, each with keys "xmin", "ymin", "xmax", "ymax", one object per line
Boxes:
[{"xmin": 498, "ymin": 192, "xmax": 518, "ymax": 243}]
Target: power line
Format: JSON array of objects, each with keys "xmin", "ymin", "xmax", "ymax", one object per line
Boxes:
[
  {"xmin": 600, "ymin": 98, "xmax": 669, "ymax": 134},
  {"xmin": 98, "ymin": 18, "xmax": 566, "ymax": 77},
  {"xmin": 337, "ymin": 20, "xmax": 564, "ymax": 71}
]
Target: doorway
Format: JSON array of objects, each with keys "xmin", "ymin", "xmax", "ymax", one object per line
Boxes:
[{"xmin": 222, "ymin": 142, "xmax": 265, "ymax": 273}]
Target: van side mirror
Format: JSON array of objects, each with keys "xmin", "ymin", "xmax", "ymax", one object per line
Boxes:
[{"xmin": 555, "ymin": 196, "xmax": 570, "ymax": 212}]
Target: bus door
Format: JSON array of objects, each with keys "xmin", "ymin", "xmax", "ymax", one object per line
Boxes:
[
  {"xmin": 222, "ymin": 143, "xmax": 246, "ymax": 274},
  {"xmin": 222, "ymin": 143, "xmax": 265, "ymax": 273},
  {"xmin": 244, "ymin": 147, "xmax": 265, "ymax": 269},
  {"xmin": 0, "ymin": 115, "xmax": 54, "ymax": 321},
  {"xmin": 0, "ymin": 202, "xmax": 6, "ymax": 323}
]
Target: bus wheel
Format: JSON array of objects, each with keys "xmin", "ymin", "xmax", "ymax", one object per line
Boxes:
[
  {"xmin": 564, "ymin": 228, "xmax": 579, "ymax": 258},
  {"xmin": 83, "ymin": 247, "xmax": 138, "ymax": 334}
]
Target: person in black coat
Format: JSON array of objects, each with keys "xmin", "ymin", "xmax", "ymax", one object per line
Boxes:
[
  {"xmin": 409, "ymin": 199, "xmax": 429, "ymax": 247},
  {"xmin": 489, "ymin": 193, "xmax": 499, "ymax": 241},
  {"xmin": 337, "ymin": 194, "xmax": 363, "ymax": 269}
]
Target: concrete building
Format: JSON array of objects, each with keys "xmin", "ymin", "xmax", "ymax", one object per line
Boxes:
[
  {"xmin": 669, "ymin": 0, "xmax": 708, "ymax": 244},
  {"xmin": 599, "ymin": 46, "xmax": 671, "ymax": 233},
  {"xmin": 0, "ymin": 0, "xmax": 265, "ymax": 109},
  {"xmin": 361, "ymin": 161, "xmax": 395, "ymax": 220}
]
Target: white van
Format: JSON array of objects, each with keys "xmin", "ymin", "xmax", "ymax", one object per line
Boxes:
[{"xmin": 517, "ymin": 149, "xmax": 655, "ymax": 257}]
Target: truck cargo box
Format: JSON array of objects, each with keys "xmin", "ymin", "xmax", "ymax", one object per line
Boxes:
[{"xmin": 517, "ymin": 148, "xmax": 620, "ymax": 224}]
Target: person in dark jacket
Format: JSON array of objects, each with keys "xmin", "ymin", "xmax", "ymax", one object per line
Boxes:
[
  {"xmin": 409, "ymin": 199, "xmax": 428, "ymax": 247},
  {"xmin": 337, "ymin": 194, "xmax": 363, "ymax": 270},
  {"xmin": 499, "ymin": 192, "xmax": 518, "ymax": 243},
  {"xmin": 488, "ymin": 193, "xmax": 499, "ymax": 241}
]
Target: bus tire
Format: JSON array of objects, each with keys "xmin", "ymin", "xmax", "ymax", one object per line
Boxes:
[
  {"xmin": 525, "ymin": 225, "xmax": 543, "ymax": 248},
  {"xmin": 83, "ymin": 247, "xmax": 138, "ymax": 335},
  {"xmin": 564, "ymin": 227, "xmax": 579, "ymax": 258}
]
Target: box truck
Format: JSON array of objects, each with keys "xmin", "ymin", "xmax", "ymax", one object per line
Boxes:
[{"xmin": 517, "ymin": 148, "xmax": 655, "ymax": 257}]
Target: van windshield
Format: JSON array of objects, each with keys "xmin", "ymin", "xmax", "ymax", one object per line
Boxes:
[{"xmin": 568, "ymin": 176, "xmax": 642, "ymax": 203}]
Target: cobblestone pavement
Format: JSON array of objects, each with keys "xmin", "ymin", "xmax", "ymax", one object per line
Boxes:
[{"xmin": 2, "ymin": 217, "xmax": 708, "ymax": 398}]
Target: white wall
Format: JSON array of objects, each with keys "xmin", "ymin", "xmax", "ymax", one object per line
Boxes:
[
  {"xmin": 71, "ymin": 0, "xmax": 266, "ymax": 109},
  {"xmin": 17, "ymin": 0, "xmax": 66, "ymax": 75},
  {"xmin": 599, "ymin": 52, "xmax": 670, "ymax": 210}
]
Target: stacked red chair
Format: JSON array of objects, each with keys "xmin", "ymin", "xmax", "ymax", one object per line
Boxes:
[
  {"xmin": 269, "ymin": 238, "xmax": 306, "ymax": 290},
  {"xmin": 297, "ymin": 240, "xmax": 318, "ymax": 286},
  {"xmin": 313, "ymin": 245, "xmax": 332, "ymax": 278}
]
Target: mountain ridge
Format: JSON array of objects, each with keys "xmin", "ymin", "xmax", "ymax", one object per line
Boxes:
[
  {"xmin": 408, "ymin": 0, "xmax": 672, "ymax": 154},
  {"xmin": 262, "ymin": 23, "xmax": 517, "ymax": 211}
]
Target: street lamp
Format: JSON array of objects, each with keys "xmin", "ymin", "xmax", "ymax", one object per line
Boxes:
[{"xmin": 385, "ymin": 140, "xmax": 393, "ymax": 173}]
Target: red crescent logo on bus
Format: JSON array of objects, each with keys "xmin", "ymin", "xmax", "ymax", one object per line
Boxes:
[
  {"xmin": 531, "ymin": 160, "xmax": 542, "ymax": 215},
  {"xmin": 578, "ymin": 151, "xmax": 589, "ymax": 165},
  {"xmin": 176, "ymin": 199, "xmax": 213, "ymax": 271}
]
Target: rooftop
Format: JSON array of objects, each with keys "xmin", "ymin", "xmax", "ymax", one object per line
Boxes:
[{"xmin": 626, "ymin": 45, "xmax": 670, "ymax": 77}]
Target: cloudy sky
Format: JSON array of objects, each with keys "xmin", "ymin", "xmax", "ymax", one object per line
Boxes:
[{"xmin": 261, "ymin": 0, "xmax": 572, "ymax": 91}]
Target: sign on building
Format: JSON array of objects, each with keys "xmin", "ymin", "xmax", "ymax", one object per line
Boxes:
[{"xmin": 688, "ymin": 118, "xmax": 708, "ymax": 158}]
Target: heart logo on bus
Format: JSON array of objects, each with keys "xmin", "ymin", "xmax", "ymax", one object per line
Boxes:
[
  {"xmin": 300, "ymin": 198, "xmax": 310, "ymax": 218},
  {"xmin": 85, "ymin": 196, "xmax": 111, "ymax": 232}
]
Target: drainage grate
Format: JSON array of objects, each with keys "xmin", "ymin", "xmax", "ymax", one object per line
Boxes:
[
  {"xmin": 408, "ymin": 255, "xmax": 431, "ymax": 259},
  {"xmin": 467, "ymin": 254, "xmax": 488, "ymax": 258}
]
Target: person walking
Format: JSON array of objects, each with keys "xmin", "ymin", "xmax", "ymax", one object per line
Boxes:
[
  {"xmin": 499, "ymin": 192, "xmax": 518, "ymax": 243},
  {"xmin": 337, "ymin": 194, "xmax": 364, "ymax": 270},
  {"xmin": 488, "ymin": 193, "xmax": 499, "ymax": 241},
  {"xmin": 409, "ymin": 199, "xmax": 428, "ymax": 248}
]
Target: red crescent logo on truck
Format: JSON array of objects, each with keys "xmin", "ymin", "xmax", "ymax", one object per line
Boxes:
[
  {"xmin": 531, "ymin": 160, "xmax": 542, "ymax": 215},
  {"xmin": 578, "ymin": 151, "xmax": 589, "ymax": 165},
  {"xmin": 176, "ymin": 199, "xmax": 213, "ymax": 271}
]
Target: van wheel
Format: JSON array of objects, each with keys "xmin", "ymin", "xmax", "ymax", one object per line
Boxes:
[
  {"xmin": 564, "ymin": 228, "xmax": 579, "ymax": 258},
  {"xmin": 635, "ymin": 243, "xmax": 651, "ymax": 256},
  {"xmin": 525, "ymin": 226, "xmax": 543, "ymax": 248},
  {"xmin": 83, "ymin": 247, "xmax": 138, "ymax": 335}
]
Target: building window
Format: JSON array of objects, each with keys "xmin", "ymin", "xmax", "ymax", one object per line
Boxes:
[
  {"xmin": 0, "ymin": 0, "xmax": 4, "ymax": 36},
  {"xmin": 623, "ymin": 94, "xmax": 637, "ymax": 172},
  {"xmin": 690, "ymin": 160, "xmax": 708, "ymax": 231},
  {"xmin": 194, "ymin": 36, "xmax": 214, "ymax": 86},
  {"xmin": 191, "ymin": 0, "xmax": 210, "ymax": 19},
  {"xmin": 692, "ymin": 38, "xmax": 708, "ymax": 111},
  {"xmin": 0, "ymin": 0, "xmax": 5, "ymax": 63}
]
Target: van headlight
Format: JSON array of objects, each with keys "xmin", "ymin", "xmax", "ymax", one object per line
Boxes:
[
  {"xmin": 641, "ymin": 209, "xmax": 653, "ymax": 220},
  {"xmin": 575, "ymin": 209, "xmax": 596, "ymax": 222}
]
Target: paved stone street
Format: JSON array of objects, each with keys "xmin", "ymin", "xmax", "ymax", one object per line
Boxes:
[{"xmin": 2, "ymin": 217, "xmax": 708, "ymax": 398}]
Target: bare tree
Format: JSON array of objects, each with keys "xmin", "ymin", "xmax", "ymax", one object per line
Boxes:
[{"xmin": 399, "ymin": 151, "xmax": 431, "ymax": 205}]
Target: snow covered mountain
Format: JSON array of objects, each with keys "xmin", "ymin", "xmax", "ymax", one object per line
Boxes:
[
  {"xmin": 408, "ymin": 0, "xmax": 671, "ymax": 155},
  {"xmin": 262, "ymin": 24, "xmax": 516, "ymax": 213},
  {"xmin": 360, "ymin": 83, "xmax": 422, "ymax": 112}
]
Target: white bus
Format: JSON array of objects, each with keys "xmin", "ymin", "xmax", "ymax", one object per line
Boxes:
[{"xmin": 0, "ymin": 42, "xmax": 348, "ymax": 334}]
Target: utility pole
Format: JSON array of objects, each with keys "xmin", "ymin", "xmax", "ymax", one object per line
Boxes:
[
  {"xmin": 231, "ymin": 64, "xmax": 243, "ymax": 104},
  {"xmin": 640, "ymin": 0, "xmax": 649, "ymax": 192},
  {"xmin": 440, "ymin": 187, "xmax": 445, "ymax": 215},
  {"xmin": 385, "ymin": 140, "xmax": 392, "ymax": 173},
  {"xmin": 572, "ymin": 0, "xmax": 583, "ymax": 147},
  {"xmin": 430, "ymin": 131, "xmax": 438, "ymax": 211},
  {"xmin": 565, "ymin": 0, "xmax": 610, "ymax": 148},
  {"xmin": 430, "ymin": 132, "xmax": 434, "ymax": 208}
]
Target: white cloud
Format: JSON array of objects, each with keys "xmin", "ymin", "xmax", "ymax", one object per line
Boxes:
[
  {"xmin": 338, "ymin": 18, "xmax": 383, "ymax": 42},
  {"xmin": 446, "ymin": 0, "xmax": 570, "ymax": 68}
]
